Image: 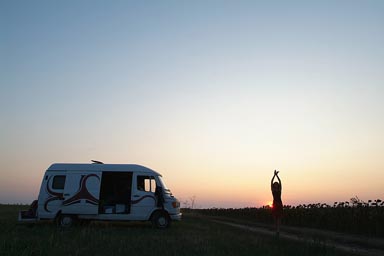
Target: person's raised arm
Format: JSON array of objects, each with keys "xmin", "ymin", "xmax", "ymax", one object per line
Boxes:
[
  {"xmin": 276, "ymin": 172, "xmax": 282, "ymax": 190},
  {"xmin": 271, "ymin": 171, "xmax": 276, "ymax": 189}
]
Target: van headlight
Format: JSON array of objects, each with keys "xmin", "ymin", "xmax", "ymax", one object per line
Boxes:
[{"xmin": 172, "ymin": 200, "xmax": 180, "ymax": 208}]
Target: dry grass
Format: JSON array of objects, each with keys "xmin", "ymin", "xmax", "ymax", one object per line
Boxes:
[{"xmin": 1, "ymin": 204, "xmax": 351, "ymax": 256}]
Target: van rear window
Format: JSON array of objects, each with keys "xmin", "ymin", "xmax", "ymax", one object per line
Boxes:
[{"xmin": 52, "ymin": 175, "xmax": 66, "ymax": 190}]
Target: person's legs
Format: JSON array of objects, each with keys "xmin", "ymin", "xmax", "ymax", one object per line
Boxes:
[{"xmin": 276, "ymin": 217, "xmax": 281, "ymax": 236}]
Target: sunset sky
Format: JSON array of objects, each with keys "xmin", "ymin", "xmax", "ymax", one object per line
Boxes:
[{"xmin": 1, "ymin": 1, "xmax": 383, "ymax": 208}]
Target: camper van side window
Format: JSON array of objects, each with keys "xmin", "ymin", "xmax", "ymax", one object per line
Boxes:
[
  {"xmin": 137, "ymin": 176, "xmax": 156, "ymax": 192},
  {"xmin": 52, "ymin": 175, "xmax": 66, "ymax": 190}
]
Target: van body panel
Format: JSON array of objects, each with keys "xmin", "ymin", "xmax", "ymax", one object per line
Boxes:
[
  {"xmin": 61, "ymin": 172, "xmax": 101, "ymax": 214},
  {"xmin": 130, "ymin": 173, "xmax": 158, "ymax": 220},
  {"xmin": 38, "ymin": 171, "xmax": 66, "ymax": 219}
]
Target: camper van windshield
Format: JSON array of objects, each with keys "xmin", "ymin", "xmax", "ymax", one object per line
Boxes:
[{"xmin": 158, "ymin": 176, "xmax": 170, "ymax": 193}]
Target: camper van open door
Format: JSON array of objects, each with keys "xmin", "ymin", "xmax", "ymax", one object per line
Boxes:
[{"xmin": 61, "ymin": 172, "xmax": 101, "ymax": 215}]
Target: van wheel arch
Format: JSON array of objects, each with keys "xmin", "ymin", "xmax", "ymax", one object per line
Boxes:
[
  {"xmin": 150, "ymin": 210, "xmax": 170, "ymax": 229},
  {"xmin": 54, "ymin": 211, "xmax": 62, "ymax": 224}
]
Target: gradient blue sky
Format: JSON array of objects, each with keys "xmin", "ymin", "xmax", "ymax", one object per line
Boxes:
[{"xmin": 1, "ymin": 1, "xmax": 383, "ymax": 208}]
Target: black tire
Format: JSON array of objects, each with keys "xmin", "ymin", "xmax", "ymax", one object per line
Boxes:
[
  {"xmin": 151, "ymin": 211, "xmax": 170, "ymax": 229},
  {"xmin": 57, "ymin": 214, "xmax": 76, "ymax": 228}
]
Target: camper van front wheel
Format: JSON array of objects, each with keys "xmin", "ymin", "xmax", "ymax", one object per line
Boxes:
[
  {"xmin": 57, "ymin": 215, "xmax": 75, "ymax": 228},
  {"xmin": 151, "ymin": 211, "xmax": 170, "ymax": 229}
]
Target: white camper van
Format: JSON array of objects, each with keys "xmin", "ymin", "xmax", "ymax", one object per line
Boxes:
[{"xmin": 18, "ymin": 162, "xmax": 182, "ymax": 228}]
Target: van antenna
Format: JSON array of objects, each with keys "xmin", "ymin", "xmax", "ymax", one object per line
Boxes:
[{"xmin": 91, "ymin": 160, "xmax": 104, "ymax": 164}]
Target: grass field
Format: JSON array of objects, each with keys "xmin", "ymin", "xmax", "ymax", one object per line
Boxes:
[{"xmin": 0, "ymin": 204, "xmax": 354, "ymax": 256}]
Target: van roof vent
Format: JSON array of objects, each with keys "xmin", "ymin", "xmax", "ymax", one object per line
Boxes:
[{"xmin": 91, "ymin": 160, "xmax": 104, "ymax": 164}]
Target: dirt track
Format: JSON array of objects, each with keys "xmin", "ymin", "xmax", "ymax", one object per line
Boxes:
[{"xmin": 209, "ymin": 218, "xmax": 384, "ymax": 256}]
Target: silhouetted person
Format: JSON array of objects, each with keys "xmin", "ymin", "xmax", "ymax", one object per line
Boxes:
[{"xmin": 271, "ymin": 169, "xmax": 283, "ymax": 237}]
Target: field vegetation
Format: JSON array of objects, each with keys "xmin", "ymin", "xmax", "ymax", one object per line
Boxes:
[
  {"xmin": 195, "ymin": 198, "xmax": 384, "ymax": 238},
  {"xmin": 0, "ymin": 204, "xmax": 353, "ymax": 256}
]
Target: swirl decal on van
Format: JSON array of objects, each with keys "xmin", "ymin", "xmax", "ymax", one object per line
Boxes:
[
  {"xmin": 44, "ymin": 177, "xmax": 64, "ymax": 212},
  {"xmin": 63, "ymin": 174, "xmax": 100, "ymax": 206},
  {"xmin": 131, "ymin": 195, "xmax": 156, "ymax": 205}
]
